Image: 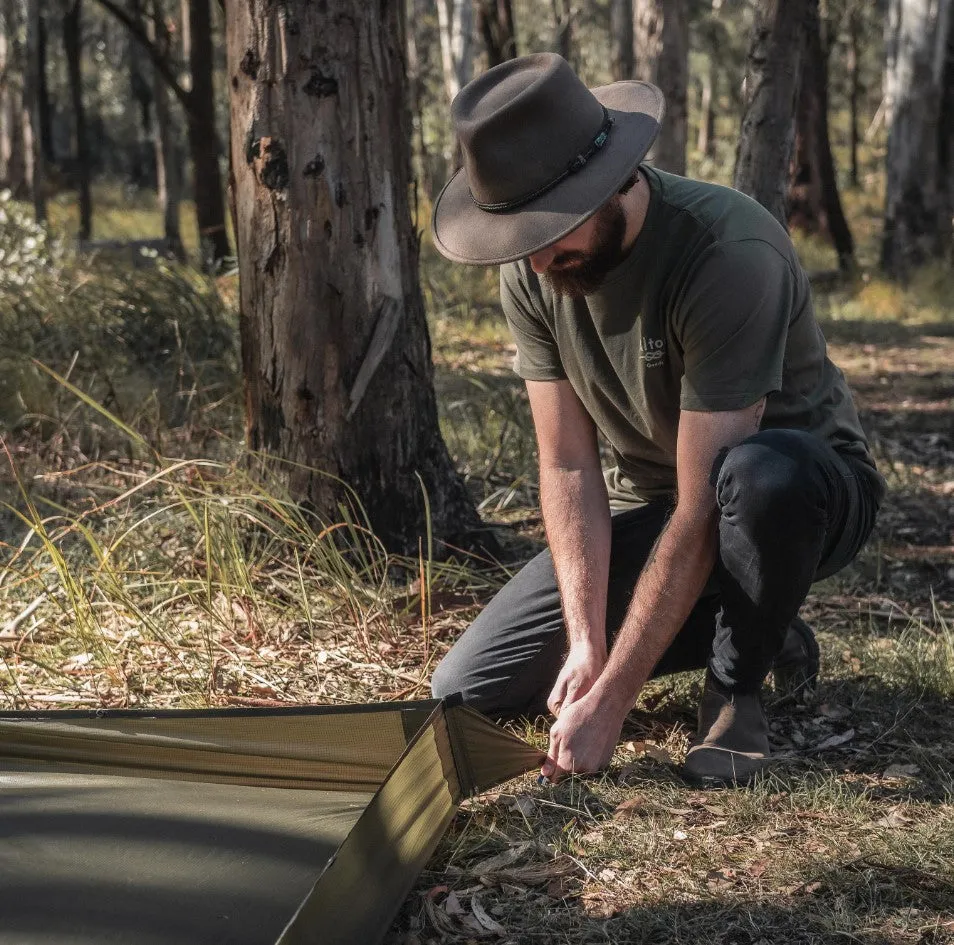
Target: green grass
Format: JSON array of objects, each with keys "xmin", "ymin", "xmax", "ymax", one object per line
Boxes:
[{"xmin": 46, "ymin": 181, "xmax": 205, "ymax": 255}]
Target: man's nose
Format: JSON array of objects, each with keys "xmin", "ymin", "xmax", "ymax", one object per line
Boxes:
[{"xmin": 529, "ymin": 246, "xmax": 558, "ymax": 274}]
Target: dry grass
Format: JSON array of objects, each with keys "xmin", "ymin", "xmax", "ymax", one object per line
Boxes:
[{"xmin": 2, "ymin": 181, "xmax": 953, "ymax": 944}]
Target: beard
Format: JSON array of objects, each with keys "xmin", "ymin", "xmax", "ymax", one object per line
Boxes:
[{"xmin": 544, "ymin": 197, "xmax": 628, "ymax": 299}]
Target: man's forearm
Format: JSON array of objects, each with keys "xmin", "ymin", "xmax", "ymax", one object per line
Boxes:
[
  {"xmin": 592, "ymin": 506, "xmax": 718, "ymax": 715},
  {"xmin": 539, "ymin": 463, "xmax": 611, "ymax": 654}
]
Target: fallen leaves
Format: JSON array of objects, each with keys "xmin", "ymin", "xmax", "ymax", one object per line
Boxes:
[
  {"xmin": 873, "ymin": 805, "xmax": 914, "ymax": 829},
  {"xmin": 811, "ymin": 728, "xmax": 856, "ymax": 751},
  {"xmin": 882, "ymin": 762, "xmax": 920, "ymax": 779}
]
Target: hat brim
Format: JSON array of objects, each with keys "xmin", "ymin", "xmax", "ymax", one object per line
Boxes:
[{"xmin": 431, "ymin": 81, "xmax": 665, "ymax": 266}]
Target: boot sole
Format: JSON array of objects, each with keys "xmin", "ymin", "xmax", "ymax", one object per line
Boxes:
[{"xmin": 681, "ymin": 750, "xmax": 770, "ymax": 789}]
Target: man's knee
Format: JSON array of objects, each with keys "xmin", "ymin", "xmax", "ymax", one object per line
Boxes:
[
  {"xmin": 714, "ymin": 429, "xmax": 827, "ymax": 525},
  {"xmin": 430, "ymin": 649, "xmax": 465, "ymax": 702}
]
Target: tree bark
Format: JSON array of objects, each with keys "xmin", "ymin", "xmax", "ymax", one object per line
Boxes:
[
  {"xmin": 36, "ymin": 10, "xmax": 54, "ymax": 165},
  {"xmin": 551, "ymin": 0, "xmax": 573, "ymax": 64},
  {"xmin": 128, "ymin": 0, "xmax": 155, "ymax": 189},
  {"xmin": 151, "ymin": 0, "xmax": 183, "ymax": 257},
  {"xmin": 788, "ymin": 1, "xmax": 854, "ymax": 271},
  {"xmin": 939, "ymin": 6, "xmax": 954, "ymax": 254},
  {"xmin": 63, "ymin": 0, "xmax": 92, "ymax": 240},
  {"xmin": 406, "ymin": 0, "xmax": 441, "ymax": 197},
  {"xmin": 633, "ymin": 0, "xmax": 688, "ymax": 175},
  {"xmin": 435, "ymin": 0, "xmax": 472, "ymax": 102},
  {"xmin": 881, "ymin": 0, "xmax": 954, "ymax": 279},
  {"xmin": 610, "ymin": 0, "xmax": 633, "ymax": 80},
  {"xmin": 24, "ymin": 0, "xmax": 45, "ymax": 221},
  {"xmin": 697, "ymin": 51, "xmax": 716, "ymax": 158},
  {"xmin": 188, "ymin": 0, "xmax": 230, "ymax": 266},
  {"xmin": 0, "ymin": 0, "xmax": 28, "ymax": 196},
  {"xmin": 846, "ymin": 3, "xmax": 861, "ymax": 187},
  {"xmin": 476, "ymin": 0, "xmax": 517, "ymax": 68},
  {"xmin": 95, "ymin": 0, "xmax": 231, "ymax": 267},
  {"xmin": 227, "ymin": 0, "xmax": 483, "ymax": 553},
  {"xmin": 733, "ymin": 0, "xmax": 811, "ymax": 227}
]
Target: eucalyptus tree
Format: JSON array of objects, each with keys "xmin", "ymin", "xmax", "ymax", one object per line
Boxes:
[
  {"xmin": 633, "ymin": 0, "xmax": 688, "ymax": 175},
  {"xmin": 733, "ymin": 0, "xmax": 813, "ymax": 226},
  {"xmin": 227, "ymin": 0, "xmax": 482, "ymax": 552},
  {"xmin": 881, "ymin": 0, "xmax": 954, "ymax": 278}
]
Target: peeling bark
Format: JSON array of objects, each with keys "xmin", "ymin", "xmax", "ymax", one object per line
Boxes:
[{"xmin": 228, "ymin": 0, "xmax": 483, "ymax": 554}]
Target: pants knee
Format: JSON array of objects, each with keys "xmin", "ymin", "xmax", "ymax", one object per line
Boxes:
[
  {"xmin": 715, "ymin": 430, "xmax": 824, "ymax": 524},
  {"xmin": 430, "ymin": 652, "xmax": 463, "ymax": 701}
]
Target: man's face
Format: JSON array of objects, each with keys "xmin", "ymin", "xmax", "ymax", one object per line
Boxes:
[{"xmin": 526, "ymin": 196, "xmax": 628, "ymax": 298}]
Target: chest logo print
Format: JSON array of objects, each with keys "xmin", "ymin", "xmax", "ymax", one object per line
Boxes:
[{"xmin": 640, "ymin": 336, "xmax": 666, "ymax": 368}]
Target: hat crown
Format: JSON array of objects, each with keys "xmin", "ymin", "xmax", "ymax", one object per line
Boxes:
[{"xmin": 453, "ymin": 54, "xmax": 608, "ymax": 209}]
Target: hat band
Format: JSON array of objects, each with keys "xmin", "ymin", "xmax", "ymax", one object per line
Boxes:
[{"xmin": 470, "ymin": 107, "xmax": 615, "ymax": 213}]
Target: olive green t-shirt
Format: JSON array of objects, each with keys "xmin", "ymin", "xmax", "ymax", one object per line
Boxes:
[{"xmin": 500, "ymin": 167, "xmax": 878, "ymax": 507}]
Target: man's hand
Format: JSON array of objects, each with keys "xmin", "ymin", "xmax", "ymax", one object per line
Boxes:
[
  {"xmin": 547, "ymin": 642, "xmax": 606, "ymax": 716},
  {"xmin": 540, "ymin": 689, "xmax": 625, "ymax": 780}
]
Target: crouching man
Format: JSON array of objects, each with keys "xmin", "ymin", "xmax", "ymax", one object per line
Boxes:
[{"xmin": 428, "ymin": 54, "xmax": 884, "ymax": 786}]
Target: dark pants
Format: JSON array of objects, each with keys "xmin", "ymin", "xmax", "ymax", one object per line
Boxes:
[{"xmin": 431, "ymin": 430, "xmax": 884, "ymax": 718}]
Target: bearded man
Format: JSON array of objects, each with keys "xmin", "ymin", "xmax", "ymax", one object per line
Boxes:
[{"xmin": 429, "ymin": 54, "xmax": 884, "ymax": 786}]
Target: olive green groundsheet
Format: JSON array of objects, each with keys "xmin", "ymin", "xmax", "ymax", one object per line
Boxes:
[{"xmin": 0, "ymin": 699, "xmax": 543, "ymax": 945}]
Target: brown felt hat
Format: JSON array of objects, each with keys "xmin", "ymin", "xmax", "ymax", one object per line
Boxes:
[{"xmin": 431, "ymin": 53, "xmax": 665, "ymax": 266}]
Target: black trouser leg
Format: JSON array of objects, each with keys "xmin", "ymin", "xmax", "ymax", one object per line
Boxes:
[
  {"xmin": 708, "ymin": 429, "xmax": 882, "ymax": 692},
  {"xmin": 430, "ymin": 500, "xmax": 721, "ymax": 717},
  {"xmin": 431, "ymin": 431, "xmax": 883, "ymax": 718}
]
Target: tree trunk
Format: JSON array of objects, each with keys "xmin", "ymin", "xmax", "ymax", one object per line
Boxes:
[
  {"xmin": 188, "ymin": 0, "xmax": 230, "ymax": 267},
  {"xmin": 36, "ymin": 10, "xmax": 54, "ymax": 166},
  {"xmin": 151, "ymin": 0, "xmax": 183, "ymax": 257},
  {"xmin": 0, "ymin": 0, "xmax": 28, "ymax": 196},
  {"xmin": 128, "ymin": 0, "xmax": 154, "ymax": 189},
  {"xmin": 788, "ymin": 1, "xmax": 854, "ymax": 271},
  {"xmin": 551, "ymin": 0, "xmax": 573, "ymax": 64},
  {"xmin": 406, "ymin": 0, "xmax": 441, "ymax": 197},
  {"xmin": 476, "ymin": 0, "xmax": 517, "ymax": 68},
  {"xmin": 939, "ymin": 7, "xmax": 954, "ymax": 255},
  {"xmin": 697, "ymin": 53, "xmax": 716, "ymax": 158},
  {"xmin": 733, "ymin": 0, "xmax": 811, "ymax": 227},
  {"xmin": 227, "ymin": 0, "xmax": 482, "ymax": 553},
  {"xmin": 435, "ymin": 0, "xmax": 472, "ymax": 102},
  {"xmin": 63, "ymin": 0, "xmax": 92, "ymax": 240},
  {"xmin": 847, "ymin": 3, "xmax": 861, "ymax": 187},
  {"xmin": 610, "ymin": 0, "xmax": 633, "ymax": 80},
  {"xmin": 633, "ymin": 0, "xmax": 688, "ymax": 175},
  {"xmin": 24, "ymin": 0, "xmax": 45, "ymax": 221},
  {"xmin": 881, "ymin": 0, "xmax": 954, "ymax": 279}
]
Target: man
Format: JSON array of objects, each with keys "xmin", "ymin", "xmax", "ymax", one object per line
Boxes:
[{"xmin": 429, "ymin": 54, "xmax": 884, "ymax": 786}]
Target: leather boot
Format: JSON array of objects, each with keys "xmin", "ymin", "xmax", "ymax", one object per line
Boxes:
[
  {"xmin": 683, "ymin": 673, "xmax": 770, "ymax": 787},
  {"xmin": 772, "ymin": 617, "xmax": 820, "ymax": 704}
]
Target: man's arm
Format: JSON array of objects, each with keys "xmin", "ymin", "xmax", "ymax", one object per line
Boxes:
[
  {"xmin": 541, "ymin": 398, "xmax": 766, "ymax": 779},
  {"xmin": 526, "ymin": 379, "xmax": 611, "ymax": 714}
]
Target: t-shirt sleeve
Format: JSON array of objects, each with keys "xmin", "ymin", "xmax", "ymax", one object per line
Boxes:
[
  {"xmin": 675, "ymin": 240, "xmax": 794, "ymax": 412},
  {"xmin": 499, "ymin": 263, "xmax": 567, "ymax": 381}
]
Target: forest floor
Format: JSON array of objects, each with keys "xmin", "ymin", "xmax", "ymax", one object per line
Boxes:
[{"xmin": 0, "ymin": 184, "xmax": 952, "ymax": 943}]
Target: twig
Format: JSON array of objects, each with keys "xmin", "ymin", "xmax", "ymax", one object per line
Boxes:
[{"xmin": 2, "ymin": 593, "xmax": 48, "ymax": 635}]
